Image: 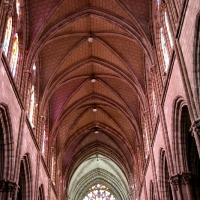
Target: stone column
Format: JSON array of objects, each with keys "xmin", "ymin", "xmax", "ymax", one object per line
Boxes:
[
  {"xmin": 170, "ymin": 174, "xmax": 182, "ymax": 200},
  {"xmin": 190, "ymin": 119, "xmax": 200, "ymax": 157},
  {"xmin": 181, "ymin": 172, "xmax": 193, "ymax": 200}
]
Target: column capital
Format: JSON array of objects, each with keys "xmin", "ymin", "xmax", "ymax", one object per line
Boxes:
[
  {"xmin": 190, "ymin": 118, "xmax": 200, "ymax": 136},
  {"xmin": 170, "ymin": 174, "xmax": 180, "ymax": 191},
  {"xmin": 181, "ymin": 172, "xmax": 192, "ymax": 185},
  {"xmin": 0, "ymin": 179, "xmax": 6, "ymax": 192},
  {"xmin": 0, "ymin": 179, "xmax": 18, "ymax": 197}
]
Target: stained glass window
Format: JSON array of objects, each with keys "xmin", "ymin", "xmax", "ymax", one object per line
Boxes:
[
  {"xmin": 83, "ymin": 183, "xmax": 116, "ymax": 200},
  {"xmin": 156, "ymin": 0, "xmax": 160, "ymax": 11},
  {"xmin": 152, "ymin": 90, "xmax": 157, "ymax": 117},
  {"xmin": 42, "ymin": 128, "xmax": 45, "ymax": 155},
  {"xmin": 164, "ymin": 12, "xmax": 173, "ymax": 48},
  {"xmin": 143, "ymin": 126, "xmax": 149, "ymax": 159},
  {"xmin": 160, "ymin": 28, "xmax": 169, "ymax": 72},
  {"xmin": 16, "ymin": 0, "xmax": 21, "ymax": 17},
  {"xmin": 10, "ymin": 33, "xmax": 19, "ymax": 76},
  {"xmin": 3, "ymin": 17, "xmax": 12, "ymax": 56},
  {"xmin": 29, "ymin": 85, "xmax": 35, "ymax": 127},
  {"xmin": 42, "ymin": 124, "xmax": 48, "ymax": 155}
]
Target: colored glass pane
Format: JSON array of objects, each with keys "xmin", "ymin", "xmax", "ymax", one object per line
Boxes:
[
  {"xmin": 10, "ymin": 33, "xmax": 19, "ymax": 76},
  {"xmin": 16, "ymin": 0, "xmax": 21, "ymax": 16},
  {"xmin": 164, "ymin": 12, "xmax": 173, "ymax": 47},
  {"xmin": 156, "ymin": 0, "xmax": 160, "ymax": 11},
  {"xmin": 29, "ymin": 85, "xmax": 35, "ymax": 127},
  {"xmin": 143, "ymin": 126, "xmax": 149, "ymax": 158},
  {"xmin": 160, "ymin": 28, "xmax": 169, "ymax": 72},
  {"xmin": 3, "ymin": 17, "xmax": 12, "ymax": 56},
  {"xmin": 83, "ymin": 184, "xmax": 116, "ymax": 200},
  {"xmin": 152, "ymin": 90, "xmax": 157, "ymax": 117}
]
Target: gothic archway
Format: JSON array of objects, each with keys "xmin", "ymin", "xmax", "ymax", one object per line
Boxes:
[
  {"xmin": 149, "ymin": 180, "xmax": 155, "ymax": 200},
  {"xmin": 159, "ymin": 149, "xmax": 173, "ymax": 200},
  {"xmin": 17, "ymin": 154, "xmax": 33, "ymax": 200},
  {"xmin": 173, "ymin": 97, "xmax": 200, "ymax": 199},
  {"xmin": 180, "ymin": 106, "xmax": 200, "ymax": 199},
  {"xmin": 0, "ymin": 103, "xmax": 14, "ymax": 180},
  {"xmin": 0, "ymin": 103, "xmax": 15, "ymax": 199},
  {"xmin": 194, "ymin": 14, "xmax": 200, "ymax": 111},
  {"xmin": 38, "ymin": 184, "xmax": 45, "ymax": 200}
]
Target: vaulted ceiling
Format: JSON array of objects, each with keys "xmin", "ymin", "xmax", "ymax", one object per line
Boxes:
[{"xmin": 26, "ymin": 0, "xmax": 153, "ymax": 198}]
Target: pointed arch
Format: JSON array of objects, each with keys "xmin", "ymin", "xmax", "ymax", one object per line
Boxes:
[
  {"xmin": 172, "ymin": 97, "xmax": 200, "ymax": 199},
  {"xmin": 38, "ymin": 184, "xmax": 45, "ymax": 200},
  {"xmin": 17, "ymin": 153, "xmax": 33, "ymax": 200},
  {"xmin": 194, "ymin": 13, "xmax": 200, "ymax": 112},
  {"xmin": 159, "ymin": 148, "xmax": 173, "ymax": 200},
  {"xmin": 149, "ymin": 180, "xmax": 155, "ymax": 200},
  {"xmin": 0, "ymin": 103, "xmax": 14, "ymax": 180}
]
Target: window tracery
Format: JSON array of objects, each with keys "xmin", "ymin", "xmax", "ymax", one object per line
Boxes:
[
  {"xmin": 160, "ymin": 27, "xmax": 170, "ymax": 72},
  {"xmin": 83, "ymin": 183, "xmax": 116, "ymax": 200},
  {"xmin": 156, "ymin": 0, "xmax": 160, "ymax": 11},
  {"xmin": 152, "ymin": 89, "xmax": 157, "ymax": 117},
  {"xmin": 143, "ymin": 126, "xmax": 150, "ymax": 159},
  {"xmin": 10, "ymin": 33, "xmax": 19, "ymax": 76},
  {"xmin": 3, "ymin": 17, "xmax": 12, "ymax": 56},
  {"xmin": 42, "ymin": 123, "xmax": 48, "ymax": 156},
  {"xmin": 29, "ymin": 64, "xmax": 37, "ymax": 127},
  {"xmin": 164, "ymin": 12, "xmax": 173, "ymax": 48},
  {"xmin": 16, "ymin": 0, "xmax": 21, "ymax": 17},
  {"xmin": 29, "ymin": 85, "xmax": 35, "ymax": 127}
]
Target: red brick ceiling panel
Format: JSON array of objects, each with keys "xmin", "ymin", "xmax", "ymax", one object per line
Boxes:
[
  {"xmin": 41, "ymin": 0, "xmax": 137, "ymax": 37},
  {"xmin": 97, "ymin": 106, "xmax": 136, "ymax": 147},
  {"xmin": 27, "ymin": 0, "xmax": 61, "ymax": 45},
  {"xmin": 62, "ymin": 80, "xmax": 127, "ymax": 114},
  {"xmin": 43, "ymin": 0, "xmax": 88, "ymax": 32},
  {"xmin": 56, "ymin": 111, "xmax": 88, "ymax": 152},
  {"xmin": 61, "ymin": 130, "xmax": 133, "ymax": 171},
  {"xmin": 56, "ymin": 40, "xmax": 91, "ymax": 75},
  {"xmin": 89, "ymin": 0, "xmax": 134, "ymax": 23},
  {"xmin": 63, "ymin": 81, "xmax": 94, "ymax": 107},
  {"xmin": 39, "ymin": 37, "xmax": 82, "ymax": 93},
  {"xmin": 92, "ymin": 62, "xmax": 122, "ymax": 76},
  {"xmin": 122, "ymin": 0, "xmax": 151, "ymax": 39},
  {"xmin": 68, "ymin": 107, "xmax": 123, "ymax": 135},
  {"xmin": 53, "ymin": 16, "xmax": 91, "ymax": 37},
  {"xmin": 90, "ymin": 17, "xmax": 129, "ymax": 34},
  {"xmin": 100, "ymin": 36, "xmax": 145, "ymax": 89},
  {"xmin": 92, "ymin": 39, "xmax": 129, "ymax": 73},
  {"xmin": 52, "ymin": 16, "xmax": 129, "ymax": 39},
  {"xmin": 75, "ymin": 132, "xmax": 119, "ymax": 151},
  {"xmin": 53, "ymin": 62, "xmax": 121, "ymax": 84},
  {"xmin": 49, "ymin": 79, "xmax": 86, "ymax": 126},
  {"xmin": 102, "ymin": 77, "xmax": 140, "ymax": 122},
  {"xmin": 73, "ymin": 132, "xmax": 123, "ymax": 158}
]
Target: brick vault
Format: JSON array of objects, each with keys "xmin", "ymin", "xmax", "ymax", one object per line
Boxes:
[{"xmin": 0, "ymin": 0, "xmax": 200, "ymax": 200}]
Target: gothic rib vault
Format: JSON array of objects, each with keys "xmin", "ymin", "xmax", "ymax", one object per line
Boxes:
[
  {"xmin": 23, "ymin": 0, "xmax": 153, "ymax": 199},
  {"xmin": 25, "ymin": 1, "xmax": 152, "ymax": 199}
]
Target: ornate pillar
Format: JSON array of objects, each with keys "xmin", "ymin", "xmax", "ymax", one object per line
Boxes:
[
  {"xmin": 0, "ymin": 179, "xmax": 18, "ymax": 200},
  {"xmin": 0, "ymin": 1, "xmax": 11, "ymax": 57},
  {"xmin": 190, "ymin": 119, "xmax": 200, "ymax": 157},
  {"xmin": 181, "ymin": 172, "xmax": 193, "ymax": 200}
]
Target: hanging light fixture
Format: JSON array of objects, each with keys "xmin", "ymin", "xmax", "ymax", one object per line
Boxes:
[
  {"xmin": 88, "ymin": 36, "xmax": 93, "ymax": 43},
  {"xmin": 94, "ymin": 129, "xmax": 99, "ymax": 134},
  {"xmin": 93, "ymin": 107, "xmax": 97, "ymax": 112},
  {"xmin": 91, "ymin": 77, "xmax": 96, "ymax": 83}
]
